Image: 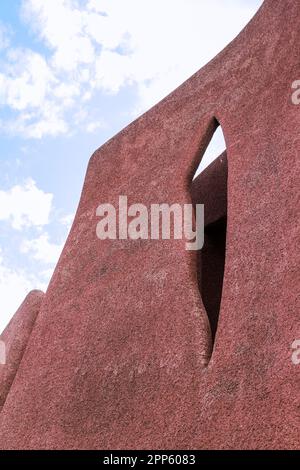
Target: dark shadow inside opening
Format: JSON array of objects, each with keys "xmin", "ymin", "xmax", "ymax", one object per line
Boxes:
[
  {"xmin": 199, "ymin": 217, "xmax": 227, "ymax": 341},
  {"xmin": 191, "ymin": 146, "xmax": 228, "ymax": 345}
]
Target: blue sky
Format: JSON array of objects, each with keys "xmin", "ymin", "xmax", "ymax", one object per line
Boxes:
[{"xmin": 0, "ymin": 0, "xmax": 263, "ymax": 332}]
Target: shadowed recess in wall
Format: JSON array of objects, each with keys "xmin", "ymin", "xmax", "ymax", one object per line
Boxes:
[{"xmin": 191, "ymin": 123, "xmax": 228, "ymax": 344}]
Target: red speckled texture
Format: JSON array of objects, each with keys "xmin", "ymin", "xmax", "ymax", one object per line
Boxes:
[
  {"xmin": 0, "ymin": 291, "xmax": 44, "ymax": 412},
  {"xmin": 0, "ymin": 0, "xmax": 299, "ymax": 449}
]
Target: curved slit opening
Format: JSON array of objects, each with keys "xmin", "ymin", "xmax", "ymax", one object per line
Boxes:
[{"xmin": 190, "ymin": 121, "xmax": 228, "ymax": 346}]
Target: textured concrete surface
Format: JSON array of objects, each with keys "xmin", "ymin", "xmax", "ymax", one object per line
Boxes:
[
  {"xmin": 0, "ymin": 0, "xmax": 299, "ymax": 449},
  {"xmin": 0, "ymin": 291, "xmax": 44, "ymax": 412}
]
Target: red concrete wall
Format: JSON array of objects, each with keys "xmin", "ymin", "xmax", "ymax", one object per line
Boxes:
[{"xmin": 0, "ymin": 0, "xmax": 298, "ymax": 449}]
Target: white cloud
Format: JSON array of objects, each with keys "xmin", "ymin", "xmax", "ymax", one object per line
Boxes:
[
  {"xmin": 86, "ymin": 0, "xmax": 263, "ymax": 110},
  {"xmin": 86, "ymin": 120, "xmax": 106, "ymax": 133},
  {"xmin": 0, "ymin": 47, "xmax": 71, "ymax": 138},
  {"xmin": 0, "ymin": 178, "xmax": 69, "ymax": 331},
  {"xmin": 60, "ymin": 212, "xmax": 74, "ymax": 227},
  {"xmin": 0, "ymin": 0, "xmax": 262, "ymax": 138},
  {"xmin": 0, "ymin": 49, "xmax": 55, "ymax": 111},
  {"xmin": 0, "ymin": 22, "xmax": 11, "ymax": 50},
  {"xmin": 40, "ymin": 268, "xmax": 55, "ymax": 281},
  {"xmin": 22, "ymin": 0, "xmax": 96, "ymax": 71},
  {"xmin": 0, "ymin": 179, "xmax": 53, "ymax": 230},
  {"xmin": 21, "ymin": 232, "xmax": 63, "ymax": 264},
  {"xmin": 0, "ymin": 248, "xmax": 46, "ymax": 333}
]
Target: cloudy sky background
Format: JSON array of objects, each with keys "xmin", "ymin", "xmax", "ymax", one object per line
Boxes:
[{"xmin": 0, "ymin": 0, "xmax": 263, "ymax": 332}]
